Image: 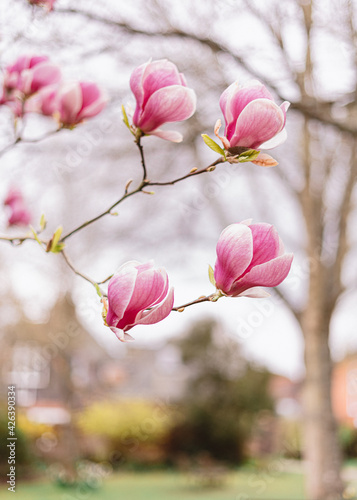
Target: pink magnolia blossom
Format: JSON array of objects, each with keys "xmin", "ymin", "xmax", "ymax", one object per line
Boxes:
[
  {"xmin": 35, "ymin": 81, "xmax": 106, "ymax": 126},
  {"xmin": 105, "ymin": 261, "xmax": 174, "ymax": 342},
  {"xmin": 214, "ymin": 221, "xmax": 293, "ymax": 298},
  {"xmin": 4, "ymin": 187, "xmax": 31, "ymax": 227},
  {"xmin": 130, "ymin": 59, "xmax": 197, "ymax": 142},
  {"xmin": 28, "ymin": 0, "xmax": 56, "ymax": 11},
  {"xmin": 215, "ymin": 80, "xmax": 290, "ymax": 166},
  {"xmin": 0, "ymin": 55, "xmax": 61, "ymax": 104}
]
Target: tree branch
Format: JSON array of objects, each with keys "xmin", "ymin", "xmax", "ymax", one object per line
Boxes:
[{"xmin": 55, "ymin": 6, "xmax": 357, "ymax": 137}]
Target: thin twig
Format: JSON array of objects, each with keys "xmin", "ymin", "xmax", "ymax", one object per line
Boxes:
[
  {"xmin": 0, "ymin": 234, "xmax": 45, "ymax": 246},
  {"xmin": 172, "ymin": 293, "xmax": 219, "ymax": 311},
  {"xmin": 61, "ymin": 249, "xmax": 101, "ymax": 289},
  {"xmin": 61, "ymin": 181, "xmax": 147, "ymax": 241},
  {"xmin": 148, "ymin": 157, "xmax": 224, "ymax": 186},
  {"xmin": 55, "ymin": 6, "xmax": 357, "ymax": 137},
  {"xmin": 61, "ymin": 156, "xmax": 224, "ymax": 242},
  {"xmin": 0, "ymin": 129, "xmax": 61, "ymax": 160},
  {"xmin": 135, "ymin": 135, "xmax": 147, "ymax": 181}
]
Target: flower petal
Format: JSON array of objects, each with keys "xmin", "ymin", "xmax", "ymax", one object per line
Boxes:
[
  {"xmin": 237, "ymin": 288, "xmax": 271, "ymax": 298},
  {"xmin": 141, "ymin": 59, "xmax": 183, "ymax": 110},
  {"xmin": 149, "ymin": 128, "xmax": 183, "ymax": 142},
  {"xmin": 117, "ymin": 269, "xmax": 167, "ymax": 329},
  {"xmin": 230, "ymin": 253, "xmax": 294, "ymax": 296},
  {"xmin": 77, "ymin": 82, "xmax": 106, "ymax": 121},
  {"xmin": 248, "ymin": 223, "xmax": 281, "ymax": 268},
  {"xmin": 106, "ymin": 267, "xmax": 137, "ymax": 327},
  {"xmin": 214, "ymin": 223, "xmax": 253, "ymax": 293},
  {"xmin": 258, "ymin": 127, "xmax": 287, "ymax": 150},
  {"xmin": 137, "ymin": 85, "xmax": 196, "ymax": 132},
  {"xmin": 220, "ymin": 80, "xmax": 274, "ymax": 142},
  {"xmin": 134, "ymin": 287, "xmax": 174, "ymax": 327},
  {"xmin": 229, "ymin": 98, "xmax": 286, "ymax": 149},
  {"xmin": 58, "ymin": 82, "xmax": 83, "ymax": 124}
]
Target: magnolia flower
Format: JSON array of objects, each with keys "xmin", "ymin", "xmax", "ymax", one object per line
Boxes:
[
  {"xmin": 4, "ymin": 187, "xmax": 31, "ymax": 227},
  {"xmin": 214, "ymin": 221, "xmax": 293, "ymax": 297},
  {"xmin": 130, "ymin": 59, "xmax": 196, "ymax": 142},
  {"xmin": 28, "ymin": 0, "xmax": 56, "ymax": 11},
  {"xmin": 215, "ymin": 80, "xmax": 290, "ymax": 166},
  {"xmin": 35, "ymin": 81, "xmax": 106, "ymax": 127},
  {"xmin": 0, "ymin": 55, "xmax": 61, "ymax": 104},
  {"xmin": 105, "ymin": 261, "xmax": 174, "ymax": 342}
]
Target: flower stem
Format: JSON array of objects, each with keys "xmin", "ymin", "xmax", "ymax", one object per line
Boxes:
[{"xmin": 172, "ymin": 292, "xmax": 220, "ymax": 311}]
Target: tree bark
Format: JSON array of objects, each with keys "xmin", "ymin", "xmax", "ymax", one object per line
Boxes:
[{"xmin": 301, "ymin": 264, "xmax": 344, "ymax": 500}]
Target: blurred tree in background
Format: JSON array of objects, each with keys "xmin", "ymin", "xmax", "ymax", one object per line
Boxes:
[
  {"xmin": 1, "ymin": 1, "xmax": 356, "ymax": 499},
  {"xmin": 165, "ymin": 320, "xmax": 274, "ymax": 464}
]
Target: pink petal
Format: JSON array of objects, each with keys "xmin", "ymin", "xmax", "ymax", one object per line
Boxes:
[
  {"xmin": 214, "ymin": 223, "xmax": 253, "ymax": 293},
  {"xmin": 126, "ymin": 269, "xmax": 167, "ymax": 312},
  {"xmin": 230, "ymin": 253, "xmax": 293, "ymax": 296},
  {"xmin": 238, "ymin": 288, "xmax": 271, "ymax": 298},
  {"xmin": 30, "ymin": 84, "xmax": 60, "ymax": 115},
  {"xmin": 77, "ymin": 85, "xmax": 106, "ymax": 121},
  {"xmin": 137, "ymin": 85, "xmax": 196, "ymax": 132},
  {"xmin": 247, "ymin": 223, "xmax": 281, "ymax": 268},
  {"xmin": 110, "ymin": 327, "xmax": 135, "ymax": 342},
  {"xmin": 134, "ymin": 287, "xmax": 174, "ymax": 327},
  {"xmin": 28, "ymin": 63, "xmax": 61, "ymax": 94},
  {"xmin": 149, "ymin": 128, "xmax": 183, "ymax": 143},
  {"xmin": 4, "ymin": 187, "xmax": 23, "ymax": 206},
  {"xmin": 106, "ymin": 268, "xmax": 137, "ymax": 327},
  {"xmin": 130, "ymin": 61, "xmax": 149, "ymax": 125},
  {"xmin": 141, "ymin": 59, "xmax": 183, "ymax": 111},
  {"xmin": 58, "ymin": 82, "xmax": 83, "ymax": 124},
  {"xmin": 220, "ymin": 80, "xmax": 274, "ymax": 142},
  {"xmin": 117, "ymin": 269, "xmax": 167, "ymax": 329},
  {"xmin": 229, "ymin": 98, "xmax": 286, "ymax": 149}
]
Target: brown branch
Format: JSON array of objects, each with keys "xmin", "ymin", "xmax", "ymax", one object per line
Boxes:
[
  {"xmin": 332, "ymin": 141, "xmax": 357, "ymax": 303},
  {"xmin": 0, "ymin": 129, "xmax": 61, "ymax": 160},
  {"xmin": 55, "ymin": 6, "xmax": 357, "ymax": 137},
  {"xmin": 273, "ymin": 286, "xmax": 302, "ymax": 324},
  {"xmin": 61, "ymin": 249, "xmax": 102, "ymax": 290},
  {"xmin": 172, "ymin": 293, "xmax": 219, "ymax": 312},
  {"xmin": 61, "ymin": 156, "xmax": 224, "ymax": 241}
]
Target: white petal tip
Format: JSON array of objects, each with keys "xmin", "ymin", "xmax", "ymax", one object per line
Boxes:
[{"xmin": 238, "ymin": 288, "xmax": 271, "ymax": 298}]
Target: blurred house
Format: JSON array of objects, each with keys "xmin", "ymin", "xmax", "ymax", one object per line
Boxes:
[
  {"xmin": 0, "ymin": 295, "xmax": 188, "ymax": 425},
  {"xmin": 332, "ymin": 354, "xmax": 357, "ymax": 428},
  {"xmin": 2, "ymin": 293, "xmax": 355, "ymax": 434}
]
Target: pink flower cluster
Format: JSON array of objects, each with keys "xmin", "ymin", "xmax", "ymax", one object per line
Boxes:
[
  {"xmin": 100, "ymin": 60, "xmax": 293, "ymax": 341},
  {"xmin": 4, "ymin": 187, "xmax": 32, "ymax": 227},
  {"xmin": 0, "ymin": 56, "xmax": 293, "ymax": 341},
  {"xmin": 0, "ymin": 55, "xmax": 106, "ymax": 126}
]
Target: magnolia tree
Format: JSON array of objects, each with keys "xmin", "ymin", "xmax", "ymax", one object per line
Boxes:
[{"xmin": 0, "ymin": 49, "xmax": 293, "ymax": 341}]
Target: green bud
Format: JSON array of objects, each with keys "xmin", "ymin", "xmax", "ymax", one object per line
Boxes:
[
  {"xmin": 237, "ymin": 149, "xmax": 260, "ymax": 163},
  {"xmin": 39, "ymin": 213, "xmax": 47, "ymax": 232},
  {"xmin": 201, "ymin": 134, "xmax": 226, "ymax": 159},
  {"xmin": 121, "ymin": 105, "xmax": 131, "ymax": 131},
  {"xmin": 208, "ymin": 264, "xmax": 216, "ymax": 287},
  {"xmin": 47, "ymin": 226, "xmax": 65, "ymax": 253},
  {"xmin": 94, "ymin": 283, "xmax": 103, "ymax": 298}
]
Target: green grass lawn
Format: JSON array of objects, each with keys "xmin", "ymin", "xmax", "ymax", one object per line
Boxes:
[
  {"xmin": 0, "ymin": 469, "xmax": 308, "ymax": 500},
  {"xmin": 2, "ymin": 466, "xmax": 357, "ymax": 500}
]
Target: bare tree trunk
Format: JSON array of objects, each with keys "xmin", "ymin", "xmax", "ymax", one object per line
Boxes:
[{"xmin": 301, "ymin": 265, "xmax": 344, "ymax": 500}]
